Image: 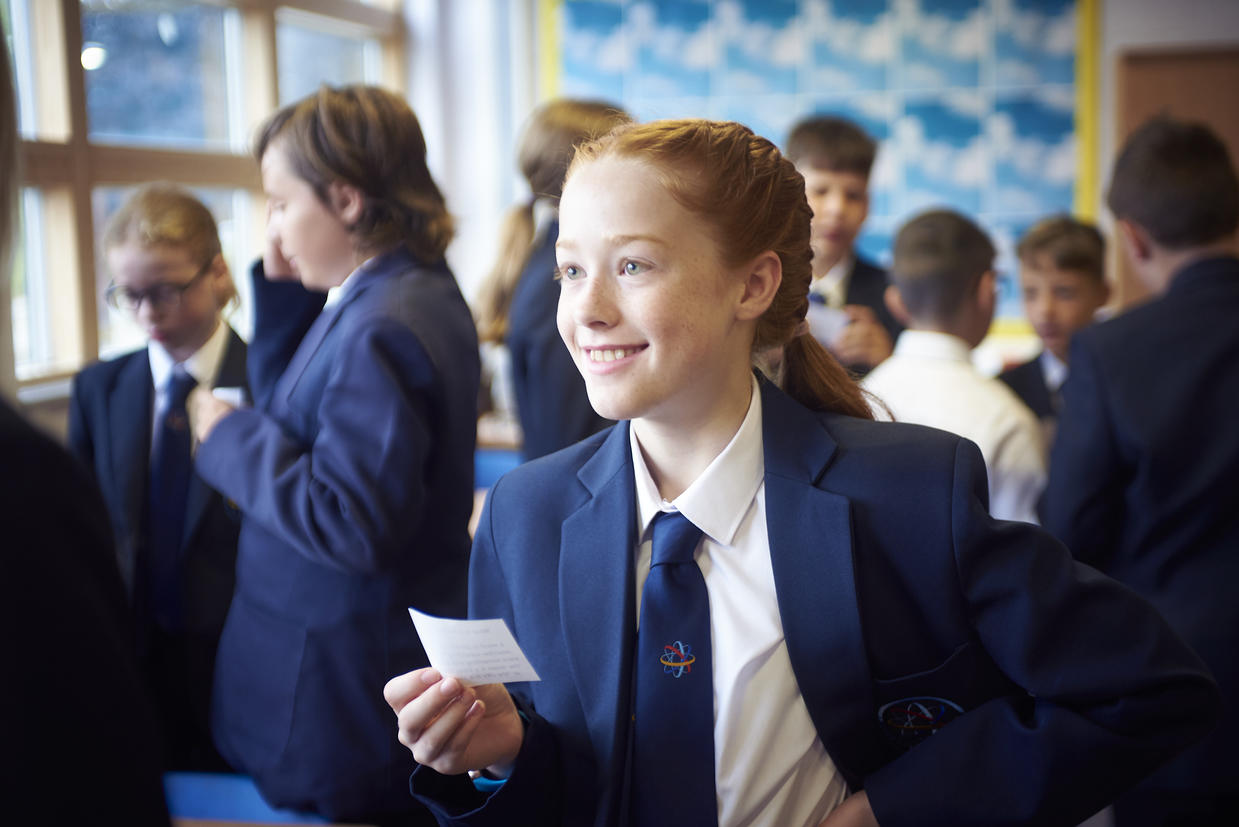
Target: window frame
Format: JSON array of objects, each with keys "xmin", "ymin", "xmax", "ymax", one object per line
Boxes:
[{"xmin": 12, "ymin": 0, "xmax": 406, "ymax": 389}]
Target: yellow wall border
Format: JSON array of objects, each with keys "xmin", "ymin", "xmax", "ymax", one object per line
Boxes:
[
  {"xmin": 1073, "ymin": 0, "xmax": 1100, "ymax": 219},
  {"xmin": 537, "ymin": 0, "xmax": 562, "ymax": 101}
]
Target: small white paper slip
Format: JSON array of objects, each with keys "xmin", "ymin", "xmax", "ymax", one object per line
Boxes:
[
  {"xmin": 806, "ymin": 302, "xmax": 851, "ymax": 346},
  {"xmin": 408, "ymin": 608, "xmax": 541, "ymax": 687},
  {"xmin": 212, "ymin": 386, "xmax": 248, "ymax": 408}
]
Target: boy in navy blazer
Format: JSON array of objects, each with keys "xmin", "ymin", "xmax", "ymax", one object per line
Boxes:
[
  {"xmin": 998, "ymin": 215, "xmax": 1108, "ymax": 448},
  {"xmin": 1043, "ymin": 117, "xmax": 1239, "ymax": 825},
  {"xmin": 191, "ymin": 87, "xmax": 477, "ymax": 825},
  {"xmin": 388, "ymin": 120, "xmax": 1218, "ymax": 827},
  {"xmin": 785, "ymin": 115, "xmax": 901, "ymax": 374},
  {"xmin": 68, "ymin": 184, "xmax": 245, "ymax": 772}
]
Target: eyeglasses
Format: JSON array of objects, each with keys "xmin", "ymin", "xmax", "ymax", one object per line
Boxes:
[{"xmin": 105, "ymin": 258, "xmax": 213, "ymax": 313}]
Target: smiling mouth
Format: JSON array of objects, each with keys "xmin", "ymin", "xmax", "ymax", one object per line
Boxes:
[{"xmin": 586, "ymin": 346, "xmax": 646, "ymax": 363}]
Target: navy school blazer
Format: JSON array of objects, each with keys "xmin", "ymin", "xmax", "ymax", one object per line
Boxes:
[
  {"xmin": 195, "ymin": 247, "xmax": 479, "ymax": 821},
  {"xmin": 68, "ymin": 327, "xmax": 248, "ymax": 637},
  {"xmin": 999, "ymin": 355, "xmax": 1056, "ymax": 421},
  {"xmin": 410, "ymin": 378, "xmax": 1218, "ymax": 827}
]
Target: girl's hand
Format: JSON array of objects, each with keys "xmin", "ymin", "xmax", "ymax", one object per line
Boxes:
[
  {"xmin": 819, "ymin": 791, "xmax": 879, "ymax": 827},
  {"xmin": 384, "ymin": 668, "xmax": 525, "ymax": 778},
  {"xmin": 188, "ymin": 387, "xmax": 235, "ymax": 444},
  {"xmin": 262, "ymin": 228, "xmax": 299, "ymax": 282}
]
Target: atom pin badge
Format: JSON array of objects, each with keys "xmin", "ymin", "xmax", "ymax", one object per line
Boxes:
[
  {"xmin": 660, "ymin": 640, "xmax": 696, "ymax": 677},
  {"xmin": 878, "ymin": 696, "xmax": 964, "ymax": 751}
]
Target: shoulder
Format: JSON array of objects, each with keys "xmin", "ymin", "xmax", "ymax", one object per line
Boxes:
[
  {"xmin": 487, "ymin": 427, "xmax": 616, "ymax": 512},
  {"xmin": 72, "ymin": 348, "xmax": 146, "ymax": 396},
  {"xmin": 998, "ymin": 357, "xmax": 1040, "ymax": 385},
  {"xmin": 852, "ymin": 255, "xmax": 888, "ymax": 281}
]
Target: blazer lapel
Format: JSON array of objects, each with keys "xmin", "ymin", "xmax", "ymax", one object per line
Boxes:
[
  {"xmin": 558, "ymin": 424, "xmax": 638, "ymax": 814},
  {"xmin": 108, "ymin": 351, "xmax": 154, "ymax": 593},
  {"xmin": 761, "ymin": 381, "xmax": 884, "ymax": 785},
  {"xmin": 183, "ymin": 329, "xmax": 248, "ymax": 546}
]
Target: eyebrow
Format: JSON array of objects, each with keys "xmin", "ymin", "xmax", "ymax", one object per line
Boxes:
[{"xmin": 556, "ymin": 233, "xmax": 669, "ymax": 252}]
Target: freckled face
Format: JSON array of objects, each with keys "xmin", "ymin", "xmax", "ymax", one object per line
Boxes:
[
  {"xmin": 799, "ymin": 166, "xmax": 869, "ymax": 273},
  {"xmin": 555, "ymin": 157, "xmax": 754, "ymax": 431},
  {"xmin": 1019, "ymin": 259, "xmax": 1107, "ymax": 361}
]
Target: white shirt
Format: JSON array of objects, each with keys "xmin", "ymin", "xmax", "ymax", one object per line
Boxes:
[
  {"xmin": 1039, "ymin": 349, "xmax": 1067, "ymax": 397},
  {"xmin": 630, "ymin": 375, "xmax": 848, "ymax": 827},
  {"xmin": 148, "ymin": 320, "xmax": 230, "ymax": 453},
  {"xmin": 809, "ymin": 254, "xmax": 854, "ymax": 309},
  {"xmin": 862, "ymin": 330, "xmax": 1047, "ymax": 523}
]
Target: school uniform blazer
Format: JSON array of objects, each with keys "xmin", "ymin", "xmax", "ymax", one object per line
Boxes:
[
  {"xmin": 195, "ymin": 246, "xmax": 479, "ymax": 821},
  {"xmin": 1043, "ymin": 254, "xmax": 1239, "ymax": 800},
  {"xmin": 998, "ymin": 355, "xmax": 1056, "ymax": 421},
  {"xmin": 507, "ymin": 220, "xmax": 610, "ymax": 461},
  {"xmin": 838, "ymin": 256, "xmax": 903, "ymax": 376},
  {"xmin": 68, "ymin": 327, "xmax": 248, "ymax": 637},
  {"xmin": 410, "ymin": 379, "xmax": 1218, "ymax": 827}
]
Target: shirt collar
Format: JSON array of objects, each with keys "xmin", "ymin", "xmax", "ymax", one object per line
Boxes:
[
  {"xmin": 324, "ymin": 251, "xmax": 385, "ymax": 309},
  {"xmin": 1039, "ymin": 348, "xmax": 1068, "ymax": 393},
  {"xmin": 892, "ymin": 329, "xmax": 974, "ymax": 363},
  {"xmin": 148, "ymin": 318, "xmax": 230, "ymax": 390},
  {"xmin": 810, "ymin": 253, "xmax": 854, "ymax": 306},
  {"xmin": 631, "ymin": 374, "xmax": 765, "ymax": 547}
]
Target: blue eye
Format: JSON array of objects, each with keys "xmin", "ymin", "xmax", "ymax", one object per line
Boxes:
[{"xmin": 622, "ymin": 260, "xmax": 648, "ymax": 276}]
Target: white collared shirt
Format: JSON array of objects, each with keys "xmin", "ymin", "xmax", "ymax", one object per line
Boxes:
[
  {"xmin": 809, "ymin": 254, "xmax": 854, "ymax": 309},
  {"xmin": 630, "ymin": 375, "xmax": 848, "ymax": 827},
  {"xmin": 1038, "ymin": 349, "xmax": 1068, "ymax": 397},
  {"xmin": 148, "ymin": 319, "xmax": 230, "ymax": 454},
  {"xmin": 324, "ymin": 252, "xmax": 385, "ymax": 309},
  {"xmin": 862, "ymin": 330, "xmax": 1047, "ymax": 523}
]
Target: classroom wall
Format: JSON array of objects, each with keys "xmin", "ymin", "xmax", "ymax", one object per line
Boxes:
[{"xmin": 1097, "ymin": 0, "xmax": 1239, "ymax": 218}]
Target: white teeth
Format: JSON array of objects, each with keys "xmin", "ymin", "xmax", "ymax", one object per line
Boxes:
[{"xmin": 588, "ymin": 347, "xmax": 639, "ymax": 362}]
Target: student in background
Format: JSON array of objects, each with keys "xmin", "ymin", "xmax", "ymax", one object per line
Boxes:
[
  {"xmin": 189, "ymin": 85, "xmax": 477, "ymax": 826},
  {"xmin": 2, "ymin": 24, "xmax": 169, "ymax": 824},
  {"xmin": 785, "ymin": 115, "xmax": 900, "ymax": 374},
  {"xmin": 68, "ymin": 183, "xmax": 244, "ymax": 772},
  {"xmin": 384, "ymin": 119, "xmax": 1217, "ymax": 827},
  {"xmin": 998, "ymin": 215, "xmax": 1109, "ymax": 447},
  {"xmin": 1043, "ymin": 116, "xmax": 1239, "ymax": 826},
  {"xmin": 862, "ymin": 209, "xmax": 1046, "ymax": 523},
  {"xmin": 475, "ymin": 99, "xmax": 629, "ymax": 461}
]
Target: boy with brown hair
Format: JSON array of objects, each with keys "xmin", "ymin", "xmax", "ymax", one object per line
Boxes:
[
  {"xmin": 1043, "ymin": 116, "xmax": 1239, "ymax": 825},
  {"xmin": 785, "ymin": 115, "xmax": 900, "ymax": 373},
  {"xmin": 999, "ymin": 215, "xmax": 1109, "ymax": 430},
  {"xmin": 863, "ymin": 208, "xmax": 1045, "ymax": 523}
]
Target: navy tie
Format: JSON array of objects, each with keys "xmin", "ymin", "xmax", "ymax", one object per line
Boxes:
[
  {"xmin": 147, "ymin": 368, "xmax": 197, "ymax": 630},
  {"xmin": 631, "ymin": 510, "xmax": 716, "ymax": 825}
]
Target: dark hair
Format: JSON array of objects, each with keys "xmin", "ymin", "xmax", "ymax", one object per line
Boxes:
[
  {"xmin": 570, "ymin": 119, "xmax": 872, "ymax": 420},
  {"xmin": 892, "ymin": 209, "xmax": 995, "ymax": 325},
  {"xmin": 1107, "ymin": 117, "xmax": 1239, "ymax": 249},
  {"xmin": 254, "ymin": 84, "xmax": 453, "ymax": 263},
  {"xmin": 476, "ymin": 99, "xmax": 629, "ymax": 344},
  {"xmin": 785, "ymin": 115, "xmax": 877, "ymax": 178},
  {"xmin": 1016, "ymin": 214, "xmax": 1106, "ymax": 285}
]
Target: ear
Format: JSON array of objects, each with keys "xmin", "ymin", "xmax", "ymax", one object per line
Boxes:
[
  {"xmin": 884, "ymin": 284, "xmax": 911, "ymax": 326},
  {"xmin": 976, "ymin": 269, "xmax": 997, "ymax": 311},
  {"xmin": 1116, "ymin": 218, "xmax": 1153, "ymax": 265},
  {"xmin": 734, "ymin": 251, "xmax": 782, "ymax": 322},
  {"xmin": 328, "ymin": 181, "xmax": 366, "ymax": 227},
  {"xmin": 206, "ymin": 253, "xmax": 235, "ymax": 308}
]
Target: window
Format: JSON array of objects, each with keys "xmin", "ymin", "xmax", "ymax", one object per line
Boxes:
[{"xmin": 8, "ymin": 0, "xmax": 406, "ymax": 385}]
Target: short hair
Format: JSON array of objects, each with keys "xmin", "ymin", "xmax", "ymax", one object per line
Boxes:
[
  {"xmin": 254, "ymin": 85, "xmax": 453, "ymax": 263},
  {"xmin": 785, "ymin": 115, "xmax": 877, "ymax": 178},
  {"xmin": 1016, "ymin": 214, "xmax": 1106, "ymax": 285},
  {"xmin": 1106, "ymin": 116, "xmax": 1239, "ymax": 249},
  {"xmin": 892, "ymin": 209, "xmax": 995, "ymax": 324},
  {"xmin": 102, "ymin": 183, "xmax": 236, "ymax": 306}
]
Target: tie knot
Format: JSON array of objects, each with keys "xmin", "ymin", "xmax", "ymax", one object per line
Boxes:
[
  {"xmin": 167, "ymin": 369, "xmax": 198, "ymax": 408},
  {"xmin": 650, "ymin": 510, "xmax": 703, "ymax": 568}
]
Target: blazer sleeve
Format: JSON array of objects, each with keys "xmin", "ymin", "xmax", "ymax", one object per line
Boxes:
[
  {"xmin": 1040, "ymin": 336, "xmax": 1126, "ymax": 567},
  {"xmin": 196, "ymin": 315, "xmax": 436, "ymax": 575},
  {"xmin": 864, "ymin": 438, "xmax": 1219, "ymax": 827},
  {"xmin": 245, "ymin": 259, "xmax": 325, "ymax": 411},
  {"xmin": 408, "ymin": 483, "xmax": 565, "ymax": 825}
]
